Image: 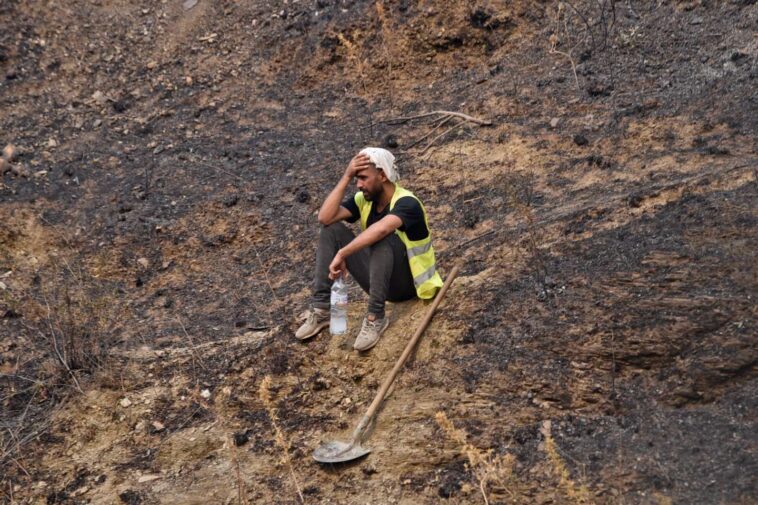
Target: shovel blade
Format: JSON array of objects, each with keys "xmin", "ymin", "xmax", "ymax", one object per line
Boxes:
[{"xmin": 313, "ymin": 440, "xmax": 371, "ymax": 464}]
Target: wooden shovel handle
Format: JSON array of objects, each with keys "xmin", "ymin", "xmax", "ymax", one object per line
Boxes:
[{"xmin": 353, "ymin": 264, "xmax": 461, "ymax": 440}]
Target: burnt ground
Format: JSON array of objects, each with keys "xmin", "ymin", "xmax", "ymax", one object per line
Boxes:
[{"xmin": 0, "ymin": 1, "xmax": 756, "ymax": 504}]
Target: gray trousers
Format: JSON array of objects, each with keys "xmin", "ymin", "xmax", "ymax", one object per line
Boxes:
[{"xmin": 312, "ymin": 222, "xmax": 417, "ymax": 318}]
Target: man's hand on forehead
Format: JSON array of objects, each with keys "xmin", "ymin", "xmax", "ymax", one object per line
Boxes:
[{"xmin": 345, "ymin": 153, "xmax": 374, "ymax": 178}]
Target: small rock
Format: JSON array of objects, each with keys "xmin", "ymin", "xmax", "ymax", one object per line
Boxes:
[
  {"xmin": 151, "ymin": 421, "xmax": 165, "ymax": 432},
  {"xmin": 549, "ymin": 117, "xmax": 560, "ymax": 128},
  {"xmin": 302, "ymin": 485, "xmax": 320, "ymax": 496},
  {"xmin": 313, "ymin": 376, "xmax": 330, "ymax": 391},
  {"xmin": 628, "ymin": 194, "xmax": 644, "ymax": 208},
  {"xmin": 730, "ymin": 51, "xmax": 746, "ymax": 62},
  {"xmin": 705, "ymin": 145, "xmax": 730, "ymax": 156},
  {"xmin": 118, "ymin": 490, "xmax": 141, "ymax": 504},
  {"xmin": 587, "ymin": 80, "xmax": 612, "ymax": 97},
  {"xmin": 383, "ymin": 134, "xmax": 398, "ymax": 149},
  {"xmin": 183, "ymin": 0, "xmax": 198, "ymax": 10},
  {"xmin": 14, "ymin": 164, "xmax": 30, "ymax": 178},
  {"xmin": 200, "ymin": 389, "xmax": 211, "ymax": 399},
  {"xmin": 295, "ymin": 190, "xmax": 309, "ymax": 203},
  {"xmin": 2, "ymin": 144, "xmax": 16, "ymax": 161},
  {"xmin": 93, "ymin": 119, "xmax": 102, "ymax": 128},
  {"xmin": 362, "ymin": 464, "xmax": 377, "ymax": 476},
  {"xmin": 92, "ymin": 90, "xmax": 108, "ymax": 105},
  {"xmin": 0, "ymin": 281, "xmax": 6, "ymax": 290},
  {"xmin": 112, "ymin": 99, "xmax": 129, "ymax": 113},
  {"xmin": 33, "ymin": 170, "xmax": 48, "ymax": 179},
  {"xmin": 233, "ymin": 430, "xmax": 250, "ymax": 446},
  {"xmin": 135, "ymin": 420, "xmax": 146, "ymax": 431},
  {"xmin": 137, "ymin": 474, "xmax": 161, "ymax": 483},
  {"xmin": 573, "ymin": 134, "xmax": 589, "ymax": 146},
  {"xmin": 462, "ymin": 211, "xmax": 478, "ymax": 229},
  {"xmin": 47, "ymin": 138, "xmax": 58, "ymax": 148},
  {"xmin": 146, "ymin": 61, "xmax": 158, "ymax": 70},
  {"xmin": 137, "ymin": 257, "xmax": 150, "ymax": 269},
  {"xmin": 222, "ymin": 194, "xmax": 239, "ymax": 207},
  {"xmin": 0, "ymin": 158, "xmax": 7, "ymax": 173},
  {"xmin": 120, "ymin": 397, "xmax": 132, "ymax": 408}
]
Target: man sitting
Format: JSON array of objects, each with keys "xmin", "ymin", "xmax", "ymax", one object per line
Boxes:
[{"xmin": 295, "ymin": 147, "xmax": 443, "ymax": 351}]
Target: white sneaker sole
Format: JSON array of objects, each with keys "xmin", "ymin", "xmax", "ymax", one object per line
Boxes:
[
  {"xmin": 295, "ymin": 320, "xmax": 329, "ymax": 341},
  {"xmin": 353, "ymin": 319, "xmax": 390, "ymax": 351}
]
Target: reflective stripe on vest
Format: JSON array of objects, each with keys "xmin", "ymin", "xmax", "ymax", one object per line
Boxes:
[
  {"xmin": 413, "ymin": 264, "xmax": 438, "ymax": 288},
  {"xmin": 407, "ymin": 241, "xmax": 432, "ymax": 259},
  {"xmin": 354, "ymin": 185, "xmax": 443, "ymax": 299}
]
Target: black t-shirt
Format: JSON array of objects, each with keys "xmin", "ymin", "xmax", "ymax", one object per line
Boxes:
[{"xmin": 341, "ymin": 194, "xmax": 429, "ymax": 241}]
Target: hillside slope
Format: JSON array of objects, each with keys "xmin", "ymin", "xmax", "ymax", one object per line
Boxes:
[{"xmin": 1, "ymin": 1, "xmax": 756, "ymax": 504}]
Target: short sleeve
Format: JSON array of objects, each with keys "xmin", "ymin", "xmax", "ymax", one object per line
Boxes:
[
  {"xmin": 390, "ymin": 196, "xmax": 429, "ymax": 241},
  {"xmin": 341, "ymin": 194, "xmax": 360, "ymax": 223}
]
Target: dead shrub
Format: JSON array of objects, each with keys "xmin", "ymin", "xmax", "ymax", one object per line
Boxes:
[
  {"xmin": 1, "ymin": 257, "xmax": 127, "ymax": 476},
  {"xmin": 259, "ymin": 375, "xmax": 304, "ymax": 504},
  {"xmin": 28, "ymin": 265, "xmax": 126, "ymax": 388},
  {"xmin": 435, "ymin": 411, "xmax": 518, "ymax": 504},
  {"xmin": 540, "ymin": 420, "xmax": 594, "ymax": 504}
]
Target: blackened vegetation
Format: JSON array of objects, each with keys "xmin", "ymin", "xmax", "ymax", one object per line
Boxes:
[
  {"xmin": 118, "ymin": 490, "xmax": 143, "ymax": 505},
  {"xmin": 453, "ymin": 183, "xmax": 757, "ymax": 501},
  {"xmin": 0, "ymin": 0, "xmax": 756, "ymax": 502},
  {"xmin": 436, "ymin": 459, "xmax": 467, "ymax": 498}
]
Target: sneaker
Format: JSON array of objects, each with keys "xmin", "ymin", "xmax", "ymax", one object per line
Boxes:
[
  {"xmin": 353, "ymin": 315, "xmax": 390, "ymax": 351},
  {"xmin": 295, "ymin": 308, "xmax": 329, "ymax": 340}
]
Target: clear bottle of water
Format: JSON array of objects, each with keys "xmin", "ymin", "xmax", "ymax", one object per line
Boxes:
[{"xmin": 330, "ymin": 276, "xmax": 348, "ymax": 335}]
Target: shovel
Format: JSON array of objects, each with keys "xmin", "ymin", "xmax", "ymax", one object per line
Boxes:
[{"xmin": 313, "ymin": 264, "xmax": 461, "ymax": 464}]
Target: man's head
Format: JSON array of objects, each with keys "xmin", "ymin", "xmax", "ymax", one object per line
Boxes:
[
  {"xmin": 355, "ymin": 147, "xmax": 398, "ymax": 201},
  {"xmin": 355, "ymin": 158, "xmax": 388, "ymax": 201}
]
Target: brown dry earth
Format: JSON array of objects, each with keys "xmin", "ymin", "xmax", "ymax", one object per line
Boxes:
[{"xmin": 1, "ymin": 1, "xmax": 756, "ymax": 504}]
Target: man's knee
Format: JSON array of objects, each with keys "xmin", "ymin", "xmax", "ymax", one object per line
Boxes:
[
  {"xmin": 319, "ymin": 221, "xmax": 349, "ymax": 240},
  {"xmin": 369, "ymin": 234, "xmax": 401, "ymax": 267},
  {"xmin": 369, "ymin": 234, "xmax": 394, "ymax": 253},
  {"xmin": 321, "ymin": 221, "xmax": 348, "ymax": 233}
]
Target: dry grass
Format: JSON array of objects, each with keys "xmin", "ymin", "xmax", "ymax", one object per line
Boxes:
[
  {"xmin": 335, "ymin": 30, "xmax": 369, "ymax": 96},
  {"xmin": 1, "ymin": 250, "xmax": 128, "ymax": 479},
  {"xmin": 540, "ymin": 420, "xmax": 594, "ymax": 504},
  {"xmin": 501, "ymin": 170, "xmax": 551, "ymax": 296},
  {"xmin": 375, "ymin": 0, "xmax": 395, "ymax": 108},
  {"xmin": 259, "ymin": 375, "xmax": 305, "ymax": 504},
  {"xmin": 32, "ymin": 265, "xmax": 127, "ymax": 388},
  {"xmin": 435, "ymin": 411, "xmax": 517, "ymax": 504}
]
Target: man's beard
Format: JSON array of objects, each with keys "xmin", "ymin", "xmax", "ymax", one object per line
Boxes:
[{"xmin": 362, "ymin": 188, "xmax": 380, "ymax": 201}]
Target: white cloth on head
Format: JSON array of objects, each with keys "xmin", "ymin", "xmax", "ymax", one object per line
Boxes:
[{"xmin": 359, "ymin": 147, "xmax": 399, "ymax": 182}]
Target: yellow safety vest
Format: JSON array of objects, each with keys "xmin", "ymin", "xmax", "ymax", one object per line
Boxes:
[{"xmin": 354, "ymin": 185, "xmax": 443, "ymax": 299}]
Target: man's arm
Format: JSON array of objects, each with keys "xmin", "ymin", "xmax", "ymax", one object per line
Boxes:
[
  {"xmin": 329, "ymin": 214, "xmax": 403, "ymax": 279},
  {"xmin": 318, "ymin": 154, "xmax": 372, "ymax": 225}
]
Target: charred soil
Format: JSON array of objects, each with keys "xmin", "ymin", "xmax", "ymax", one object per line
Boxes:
[{"xmin": 1, "ymin": 1, "xmax": 756, "ymax": 504}]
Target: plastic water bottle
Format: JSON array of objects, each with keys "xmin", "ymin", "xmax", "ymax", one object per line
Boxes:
[{"xmin": 330, "ymin": 276, "xmax": 348, "ymax": 335}]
